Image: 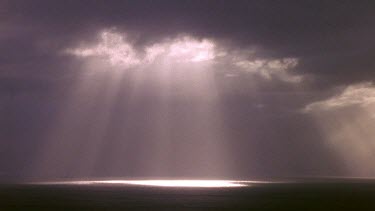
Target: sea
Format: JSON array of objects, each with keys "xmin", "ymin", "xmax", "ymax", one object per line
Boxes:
[{"xmin": 1, "ymin": 179, "xmax": 375, "ymax": 210}]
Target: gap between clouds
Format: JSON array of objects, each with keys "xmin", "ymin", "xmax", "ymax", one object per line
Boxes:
[{"xmin": 65, "ymin": 29, "xmax": 303, "ymax": 84}]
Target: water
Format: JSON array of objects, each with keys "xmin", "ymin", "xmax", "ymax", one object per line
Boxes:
[{"xmin": 1, "ymin": 179, "xmax": 375, "ymax": 210}]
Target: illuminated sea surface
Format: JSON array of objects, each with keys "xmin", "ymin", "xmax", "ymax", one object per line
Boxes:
[{"xmin": 1, "ymin": 179, "xmax": 375, "ymax": 210}]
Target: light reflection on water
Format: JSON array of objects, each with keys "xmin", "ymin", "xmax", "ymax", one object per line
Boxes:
[{"xmin": 37, "ymin": 180, "xmax": 260, "ymax": 188}]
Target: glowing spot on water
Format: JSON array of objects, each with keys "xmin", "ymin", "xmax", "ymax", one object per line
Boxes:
[
  {"xmin": 101, "ymin": 180, "xmax": 247, "ymax": 187},
  {"xmin": 38, "ymin": 180, "xmax": 252, "ymax": 188}
]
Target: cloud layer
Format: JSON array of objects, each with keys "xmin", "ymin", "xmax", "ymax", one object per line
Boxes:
[
  {"xmin": 65, "ymin": 30, "xmax": 302, "ymax": 85},
  {"xmin": 304, "ymin": 82, "xmax": 375, "ymax": 112}
]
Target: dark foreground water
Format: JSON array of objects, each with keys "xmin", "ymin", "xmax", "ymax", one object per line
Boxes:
[{"xmin": 1, "ymin": 180, "xmax": 375, "ymax": 210}]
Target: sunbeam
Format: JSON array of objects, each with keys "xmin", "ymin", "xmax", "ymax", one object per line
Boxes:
[
  {"xmin": 32, "ymin": 30, "xmax": 233, "ymax": 179},
  {"xmin": 304, "ymin": 82, "xmax": 375, "ymax": 176}
]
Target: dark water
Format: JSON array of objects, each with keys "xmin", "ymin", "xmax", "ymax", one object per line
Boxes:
[{"xmin": 1, "ymin": 180, "xmax": 375, "ymax": 210}]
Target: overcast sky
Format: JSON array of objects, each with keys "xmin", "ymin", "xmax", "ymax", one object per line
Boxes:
[{"xmin": 1, "ymin": 0, "xmax": 375, "ymax": 181}]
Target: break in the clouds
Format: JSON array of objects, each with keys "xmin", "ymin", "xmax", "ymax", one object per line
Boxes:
[
  {"xmin": 66, "ymin": 31, "xmax": 141, "ymax": 68},
  {"xmin": 65, "ymin": 30, "xmax": 302, "ymax": 83},
  {"xmin": 66, "ymin": 30, "xmax": 217, "ymax": 67}
]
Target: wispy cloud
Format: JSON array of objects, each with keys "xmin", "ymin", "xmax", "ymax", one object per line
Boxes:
[
  {"xmin": 304, "ymin": 82, "xmax": 375, "ymax": 112},
  {"xmin": 234, "ymin": 57, "xmax": 301, "ymax": 83}
]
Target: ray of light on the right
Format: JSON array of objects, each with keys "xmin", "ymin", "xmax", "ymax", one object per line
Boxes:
[{"xmin": 304, "ymin": 82, "xmax": 375, "ymax": 176}]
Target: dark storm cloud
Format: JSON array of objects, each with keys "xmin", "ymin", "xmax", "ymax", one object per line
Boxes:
[{"xmin": 3, "ymin": 0, "xmax": 375, "ymax": 87}]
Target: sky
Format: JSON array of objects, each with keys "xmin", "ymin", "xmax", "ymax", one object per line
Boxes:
[{"xmin": 1, "ymin": 0, "xmax": 375, "ymax": 181}]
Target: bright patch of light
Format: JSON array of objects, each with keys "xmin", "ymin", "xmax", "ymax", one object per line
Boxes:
[
  {"xmin": 144, "ymin": 44, "xmax": 166, "ymax": 62},
  {"xmin": 168, "ymin": 37, "xmax": 215, "ymax": 62},
  {"xmin": 102, "ymin": 180, "xmax": 246, "ymax": 187},
  {"xmin": 39, "ymin": 180, "xmax": 250, "ymax": 188},
  {"xmin": 145, "ymin": 37, "xmax": 216, "ymax": 63},
  {"xmin": 66, "ymin": 31, "xmax": 140, "ymax": 67},
  {"xmin": 66, "ymin": 31, "xmax": 216, "ymax": 68}
]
